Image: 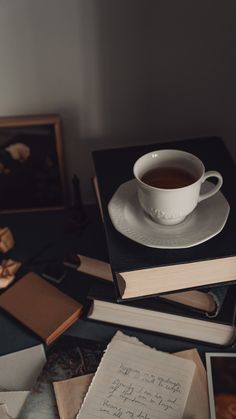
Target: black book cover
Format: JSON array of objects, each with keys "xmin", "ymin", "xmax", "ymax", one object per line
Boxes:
[
  {"xmin": 88, "ymin": 279, "xmax": 233, "ymax": 326},
  {"xmin": 67, "ymin": 317, "xmax": 236, "ymax": 357},
  {"xmin": 64, "ymin": 205, "xmax": 109, "ymax": 266},
  {"xmin": 88, "ymin": 279, "xmax": 236, "ymax": 347},
  {"xmin": 65, "ymin": 202, "xmax": 228, "ymax": 315},
  {"xmin": 92, "ymin": 136, "xmax": 236, "ymax": 299}
]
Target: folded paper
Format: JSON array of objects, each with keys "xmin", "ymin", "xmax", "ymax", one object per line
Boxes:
[
  {"xmin": 0, "ymin": 344, "xmax": 46, "ymax": 391},
  {"xmin": 0, "ymin": 259, "xmax": 21, "ymax": 289},
  {"xmin": 0, "ymin": 391, "xmax": 29, "ymax": 418},
  {"xmin": 0, "ymin": 228, "xmax": 14, "ymax": 253},
  {"xmin": 0, "ymin": 404, "xmax": 9, "ymax": 419}
]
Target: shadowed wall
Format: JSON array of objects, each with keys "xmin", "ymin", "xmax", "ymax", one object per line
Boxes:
[{"xmin": 0, "ymin": 0, "xmax": 235, "ymax": 202}]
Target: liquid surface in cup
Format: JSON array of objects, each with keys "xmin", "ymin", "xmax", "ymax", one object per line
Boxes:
[{"xmin": 141, "ymin": 167, "xmax": 197, "ymax": 189}]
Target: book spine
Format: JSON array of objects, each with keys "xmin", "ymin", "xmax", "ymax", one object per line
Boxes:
[{"xmin": 207, "ymin": 285, "xmax": 229, "ymax": 318}]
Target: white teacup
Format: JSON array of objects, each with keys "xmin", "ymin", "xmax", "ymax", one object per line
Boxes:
[{"xmin": 133, "ymin": 149, "xmax": 223, "ymax": 225}]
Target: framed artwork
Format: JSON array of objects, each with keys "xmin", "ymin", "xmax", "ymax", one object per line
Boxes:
[
  {"xmin": 206, "ymin": 352, "xmax": 236, "ymax": 419},
  {"xmin": 0, "ymin": 114, "xmax": 67, "ymax": 212}
]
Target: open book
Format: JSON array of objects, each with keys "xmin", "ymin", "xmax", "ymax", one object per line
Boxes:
[{"xmin": 54, "ymin": 332, "xmax": 210, "ymax": 419}]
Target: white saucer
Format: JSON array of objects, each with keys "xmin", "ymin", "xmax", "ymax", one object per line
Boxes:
[{"xmin": 108, "ymin": 179, "xmax": 230, "ymax": 249}]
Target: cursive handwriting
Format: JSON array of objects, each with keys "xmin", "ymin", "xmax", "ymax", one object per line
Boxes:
[
  {"xmin": 98, "ymin": 363, "xmax": 181, "ymax": 419},
  {"xmin": 76, "ymin": 338, "xmax": 195, "ymax": 419}
]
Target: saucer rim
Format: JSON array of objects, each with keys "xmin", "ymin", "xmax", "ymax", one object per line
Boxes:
[{"xmin": 108, "ymin": 180, "xmax": 230, "ymax": 249}]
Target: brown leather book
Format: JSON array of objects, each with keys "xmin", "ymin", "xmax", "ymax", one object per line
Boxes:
[{"xmin": 0, "ymin": 272, "xmax": 83, "ymax": 345}]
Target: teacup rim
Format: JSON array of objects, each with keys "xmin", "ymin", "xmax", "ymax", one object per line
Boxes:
[{"xmin": 133, "ymin": 148, "xmax": 205, "ymax": 191}]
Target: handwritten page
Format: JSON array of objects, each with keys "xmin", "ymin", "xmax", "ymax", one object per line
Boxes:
[{"xmin": 76, "ymin": 338, "xmax": 195, "ymax": 419}]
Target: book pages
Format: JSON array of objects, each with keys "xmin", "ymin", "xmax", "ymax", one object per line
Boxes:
[{"xmin": 76, "ymin": 336, "xmax": 196, "ymax": 419}]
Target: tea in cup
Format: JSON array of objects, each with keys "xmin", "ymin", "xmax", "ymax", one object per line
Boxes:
[{"xmin": 133, "ymin": 149, "xmax": 223, "ymax": 225}]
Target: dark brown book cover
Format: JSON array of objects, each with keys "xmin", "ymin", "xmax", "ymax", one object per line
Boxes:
[{"xmin": 0, "ymin": 272, "xmax": 83, "ymax": 345}]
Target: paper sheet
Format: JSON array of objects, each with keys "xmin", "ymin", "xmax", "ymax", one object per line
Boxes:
[
  {"xmin": 0, "ymin": 391, "xmax": 29, "ymax": 418},
  {"xmin": 53, "ymin": 332, "xmax": 209, "ymax": 419},
  {"xmin": 76, "ymin": 337, "xmax": 195, "ymax": 419},
  {"xmin": 53, "ymin": 374, "xmax": 94, "ymax": 419},
  {"xmin": 0, "ymin": 404, "xmax": 10, "ymax": 419},
  {"xmin": 0, "ymin": 345, "xmax": 46, "ymax": 391},
  {"xmin": 176, "ymin": 350, "xmax": 210, "ymax": 419}
]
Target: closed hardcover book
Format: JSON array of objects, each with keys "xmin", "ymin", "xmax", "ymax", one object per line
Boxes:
[
  {"xmin": 92, "ymin": 136, "xmax": 236, "ymax": 300},
  {"xmin": 87, "ymin": 280, "xmax": 236, "ymax": 347},
  {"xmin": 0, "ymin": 272, "xmax": 83, "ymax": 345},
  {"xmin": 92, "ymin": 178, "xmax": 227, "ymax": 316},
  {"xmin": 76, "ymin": 248, "xmax": 223, "ymax": 315}
]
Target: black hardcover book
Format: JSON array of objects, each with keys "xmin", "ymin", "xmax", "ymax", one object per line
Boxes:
[
  {"xmin": 87, "ymin": 279, "xmax": 236, "ymax": 347},
  {"xmin": 92, "ymin": 136, "xmax": 236, "ymax": 300},
  {"xmin": 65, "ymin": 204, "xmax": 228, "ymax": 316},
  {"xmin": 67, "ymin": 317, "xmax": 236, "ymax": 359}
]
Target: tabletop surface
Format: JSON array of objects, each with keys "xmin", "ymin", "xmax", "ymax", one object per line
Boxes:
[{"xmin": 0, "ymin": 205, "xmax": 235, "ymax": 360}]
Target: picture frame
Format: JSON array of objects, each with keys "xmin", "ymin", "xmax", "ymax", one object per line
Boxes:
[
  {"xmin": 206, "ymin": 352, "xmax": 236, "ymax": 419},
  {"xmin": 0, "ymin": 114, "xmax": 67, "ymax": 213}
]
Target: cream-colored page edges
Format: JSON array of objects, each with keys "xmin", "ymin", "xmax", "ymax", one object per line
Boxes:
[{"xmin": 119, "ymin": 256, "xmax": 236, "ymax": 298}]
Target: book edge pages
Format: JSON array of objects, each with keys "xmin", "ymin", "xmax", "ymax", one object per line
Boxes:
[
  {"xmin": 92, "ymin": 174, "xmax": 218, "ymax": 313},
  {"xmin": 117, "ymin": 256, "xmax": 236, "ymax": 298},
  {"xmin": 88, "ymin": 299, "xmax": 236, "ymax": 346}
]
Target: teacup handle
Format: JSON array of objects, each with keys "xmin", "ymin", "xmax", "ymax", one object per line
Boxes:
[{"xmin": 198, "ymin": 170, "xmax": 223, "ymax": 202}]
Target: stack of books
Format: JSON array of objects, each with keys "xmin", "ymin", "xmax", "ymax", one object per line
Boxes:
[{"xmin": 79, "ymin": 136, "xmax": 236, "ymax": 347}]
